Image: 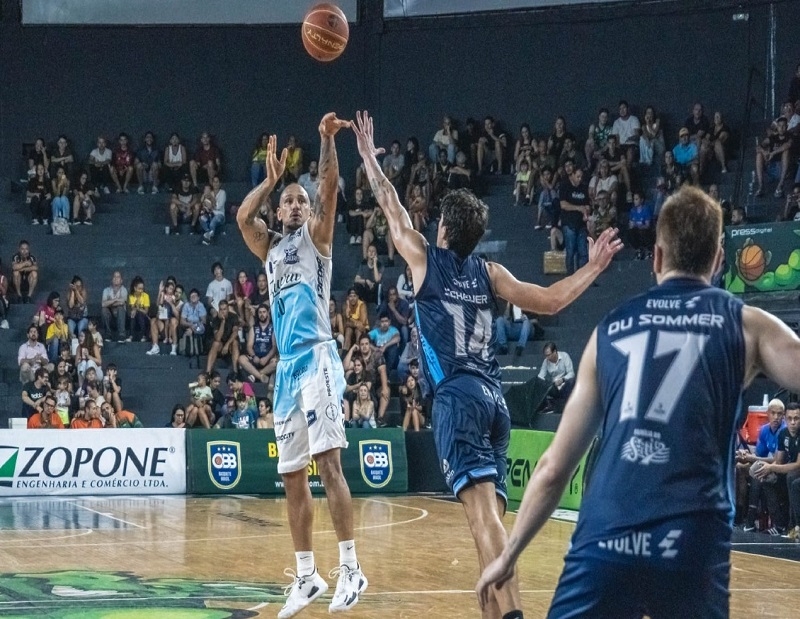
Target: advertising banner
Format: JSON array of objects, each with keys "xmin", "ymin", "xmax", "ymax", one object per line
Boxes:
[
  {"xmin": 723, "ymin": 221, "xmax": 800, "ymax": 293},
  {"xmin": 188, "ymin": 429, "xmax": 408, "ymax": 495},
  {"xmin": 506, "ymin": 429, "xmax": 587, "ymax": 510},
  {"xmin": 0, "ymin": 429, "xmax": 186, "ymax": 496}
]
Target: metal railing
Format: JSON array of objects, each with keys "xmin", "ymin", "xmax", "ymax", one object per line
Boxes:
[{"xmin": 734, "ymin": 66, "xmax": 765, "ymax": 209}]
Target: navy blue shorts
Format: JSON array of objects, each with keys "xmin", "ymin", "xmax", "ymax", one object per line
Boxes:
[
  {"xmin": 548, "ymin": 514, "xmax": 731, "ymax": 619},
  {"xmin": 432, "ymin": 378, "xmax": 511, "ymax": 503}
]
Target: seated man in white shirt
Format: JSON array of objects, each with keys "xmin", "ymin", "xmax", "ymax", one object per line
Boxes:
[{"xmin": 537, "ymin": 341, "xmax": 575, "ymax": 409}]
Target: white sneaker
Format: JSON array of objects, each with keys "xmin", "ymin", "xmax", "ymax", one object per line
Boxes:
[
  {"xmin": 145, "ymin": 344, "xmax": 160, "ymax": 355},
  {"xmin": 170, "ymin": 344, "xmax": 177, "ymax": 356},
  {"xmin": 137, "ymin": 186, "xmax": 145, "ymax": 195},
  {"xmin": 0, "ymin": 320, "xmax": 8, "ymax": 329},
  {"xmin": 151, "ymin": 185, "xmax": 159, "ymax": 194},
  {"xmin": 349, "ymin": 235, "xmax": 356, "ymax": 245},
  {"xmin": 328, "ymin": 564, "xmax": 367, "ymax": 613},
  {"xmin": 355, "ymin": 236, "xmax": 362, "ymax": 243},
  {"xmin": 277, "ymin": 568, "xmax": 328, "ymax": 619}
]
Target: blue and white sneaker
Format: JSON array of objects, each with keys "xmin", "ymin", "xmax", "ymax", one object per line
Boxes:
[{"xmin": 277, "ymin": 568, "xmax": 328, "ymax": 619}]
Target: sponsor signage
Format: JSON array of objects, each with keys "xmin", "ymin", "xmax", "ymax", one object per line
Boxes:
[
  {"xmin": 506, "ymin": 429, "xmax": 588, "ymax": 510},
  {"xmin": 187, "ymin": 429, "xmax": 408, "ymax": 495},
  {"xmin": 723, "ymin": 220, "xmax": 800, "ymax": 294},
  {"xmin": 0, "ymin": 429, "xmax": 186, "ymax": 496}
]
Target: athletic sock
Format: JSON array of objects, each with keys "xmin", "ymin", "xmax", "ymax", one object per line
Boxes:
[
  {"xmin": 338, "ymin": 539, "xmax": 358, "ymax": 570},
  {"xmin": 503, "ymin": 612, "xmax": 524, "ymax": 619},
  {"xmin": 295, "ymin": 551, "xmax": 315, "ymax": 577}
]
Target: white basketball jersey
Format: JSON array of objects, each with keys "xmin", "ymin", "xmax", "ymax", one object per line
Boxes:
[{"xmin": 266, "ymin": 222, "xmax": 332, "ymax": 357}]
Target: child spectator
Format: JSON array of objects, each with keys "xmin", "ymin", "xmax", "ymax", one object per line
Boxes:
[
  {"xmin": 513, "ymin": 160, "xmax": 531, "ymax": 206},
  {"xmin": 54, "ymin": 375, "xmax": 73, "ymax": 425},
  {"xmin": 231, "ymin": 395, "xmax": 256, "ymax": 429},
  {"xmin": 535, "ymin": 167, "xmax": 557, "ymax": 230},
  {"xmin": 628, "ymin": 191, "xmax": 655, "ymax": 260},
  {"xmin": 186, "ymin": 372, "xmax": 214, "ymax": 428}
]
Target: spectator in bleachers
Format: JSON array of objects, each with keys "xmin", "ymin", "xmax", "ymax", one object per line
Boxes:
[
  {"xmin": 64, "ymin": 275, "xmax": 89, "ymax": 338},
  {"xmin": 208, "ymin": 371, "xmax": 225, "ymax": 420},
  {"xmin": 50, "ymin": 166, "xmax": 70, "ymax": 221},
  {"xmin": 233, "ymin": 270, "xmax": 254, "ymax": 324},
  {"xmin": 163, "ymin": 132, "xmax": 189, "ymax": 191},
  {"xmin": 186, "ymin": 371, "xmax": 214, "ymax": 428},
  {"xmin": 45, "ymin": 308, "xmax": 69, "ymax": 363},
  {"xmin": 368, "ymin": 313, "xmax": 401, "ymax": 372},
  {"xmin": 77, "ymin": 365, "xmax": 104, "ymax": 407},
  {"xmin": 49, "ymin": 135, "xmax": 75, "ymax": 181},
  {"xmin": 628, "ymin": 191, "xmax": 654, "ymax": 260},
  {"xmin": 200, "ymin": 176, "xmax": 227, "ymax": 245},
  {"xmin": 298, "ymin": 159, "xmax": 320, "ymax": 204},
  {"xmin": 250, "ymin": 272, "xmax": 270, "ymax": 308},
  {"xmin": 535, "ymin": 167, "xmax": 558, "ymax": 230},
  {"xmin": 354, "ymin": 244, "xmax": 384, "ymax": 304},
  {"xmin": 396, "ymin": 264, "xmax": 415, "ymax": 309},
  {"xmin": 103, "ymin": 363, "xmax": 123, "ymax": 412},
  {"xmin": 179, "ymin": 288, "xmax": 207, "ymax": 349},
  {"xmin": 256, "ymin": 398, "xmax": 274, "ymax": 429},
  {"xmin": 127, "ymin": 276, "xmax": 151, "ymax": 343},
  {"xmin": 559, "ymin": 167, "xmax": 590, "ymax": 275},
  {"xmin": 87, "ymin": 316, "xmax": 104, "ymax": 352},
  {"xmin": 72, "ymin": 171, "xmax": 96, "ymax": 225},
  {"xmin": 513, "ymin": 160, "xmax": 532, "ymax": 207},
  {"xmin": 75, "ymin": 330, "xmax": 103, "ymax": 387},
  {"xmin": 754, "ymin": 401, "xmax": 800, "ymax": 539},
  {"xmin": 87, "ymin": 136, "xmax": 113, "ymax": 195},
  {"xmin": 53, "ymin": 377, "xmax": 73, "ymax": 424},
  {"xmin": 780, "ymin": 183, "xmax": 800, "ymax": 221},
  {"xmin": 250, "ymin": 133, "xmax": 269, "ymax": 187},
  {"xmin": 460, "ymin": 117, "xmax": 481, "ymax": 167},
  {"xmin": 756, "ymin": 117, "xmax": 792, "ymax": 198},
  {"xmin": 350, "ymin": 334, "xmax": 390, "ymax": 426},
  {"xmin": 205, "ymin": 299, "xmax": 240, "ymax": 375},
  {"xmin": 214, "ymin": 395, "xmax": 237, "ymax": 429},
  {"xmin": 399, "ymin": 373, "xmax": 423, "ymax": 432},
  {"xmin": 135, "ymin": 131, "xmax": 161, "ymax": 194},
  {"xmin": 584, "ymin": 108, "xmax": 612, "ymax": 167},
  {"xmin": 32, "ymin": 291, "xmax": 60, "ymax": 339},
  {"xmin": 362, "ymin": 205, "xmax": 396, "ymax": 266},
  {"xmin": 347, "ymin": 187, "xmax": 373, "ymax": 245},
  {"xmin": 588, "ymin": 159, "xmax": 618, "ymax": 204},
  {"xmin": 478, "ymin": 116, "xmax": 508, "ymax": 175},
  {"xmin": 21, "ymin": 366, "xmax": 49, "ymax": 416},
  {"xmin": 429, "ymin": 116, "xmax": 459, "ymax": 164},
  {"xmin": 329, "ymin": 298, "xmax": 345, "ymax": 351},
  {"xmin": 284, "ymin": 135, "xmax": 304, "ymax": 185},
  {"xmin": 51, "ymin": 355, "xmax": 75, "ymax": 392},
  {"xmin": 538, "ymin": 341, "xmax": 575, "ymax": 409},
  {"xmin": 355, "ymin": 161, "xmax": 371, "ymax": 199},
  {"xmin": 351, "ymin": 383, "xmax": 377, "ymax": 429},
  {"xmin": 230, "ymin": 394, "xmax": 257, "ymax": 429},
  {"xmin": 226, "ymin": 371, "xmax": 256, "ymax": 408},
  {"xmin": 71, "ymin": 399, "xmax": 104, "ymax": 429},
  {"xmin": 27, "ymin": 163, "xmax": 51, "ymax": 225},
  {"xmin": 190, "ymin": 131, "xmax": 221, "ymax": 188},
  {"xmin": 408, "ymin": 183, "xmax": 429, "ymax": 232},
  {"xmin": 513, "ymin": 123, "xmax": 534, "ymax": 171},
  {"xmin": 495, "ymin": 301, "xmax": 531, "ymax": 357},
  {"xmin": 27, "ymin": 393, "xmax": 65, "ymax": 429},
  {"xmin": 377, "ymin": 286, "xmax": 412, "ymax": 346},
  {"xmin": 557, "ymin": 136, "xmax": 586, "ymax": 174},
  {"xmin": 548, "ymin": 116, "xmax": 574, "ymax": 163},
  {"xmin": 11, "ymin": 241, "xmax": 39, "ymax": 304},
  {"xmin": 402, "ymin": 137, "xmax": 420, "ymax": 190},
  {"xmin": 431, "ymin": 148, "xmax": 451, "ymax": 205},
  {"xmin": 343, "ymin": 288, "xmax": 368, "ymax": 351},
  {"xmin": 168, "ymin": 175, "xmax": 200, "ymax": 235},
  {"xmin": 398, "ymin": 326, "xmax": 421, "ymax": 380},
  {"xmin": 685, "ymin": 102, "xmax": 711, "ymax": 147},
  {"xmin": 672, "ymin": 127, "xmax": 698, "ymax": 171},
  {"xmin": 101, "ymin": 270, "xmax": 128, "ymax": 342},
  {"xmin": 343, "ymin": 356, "xmax": 370, "ymax": 423},
  {"xmin": 27, "ymin": 138, "xmax": 49, "ymax": 179},
  {"xmin": 611, "ymin": 100, "xmax": 641, "ymax": 165},
  {"xmin": 739, "ymin": 399, "xmax": 786, "ymax": 532},
  {"xmin": 588, "ymin": 190, "xmax": 617, "ymax": 240},
  {"xmin": 108, "ymin": 403, "xmax": 143, "ymax": 428},
  {"xmin": 447, "ymin": 150, "xmax": 473, "ymax": 192},
  {"xmin": 205, "ymin": 262, "xmax": 233, "ymax": 319},
  {"xmin": 407, "ymin": 149, "xmax": 432, "ymax": 204},
  {"xmin": 382, "ymin": 141, "xmax": 405, "ymax": 194},
  {"xmin": 238, "ymin": 303, "xmax": 277, "ymax": 385},
  {"xmin": 639, "ymin": 106, "xmax": 665, "ymax": 173},
  {"xmin": 706, "ymin": 111, "xmax": 731, "ymax": 174},
  {"xmin": 601, "ymin": 135, "xmax": 632, "ymax": 201},
  {"xmin": 167, "ymin": 404, "xmax": 187, "ymax": 428},
  {"xmin": 109, "ymin": 133, "xmax": 135, "ymax": 194},
  {"xmin": 147, "ymin": 280, "xmax": 180, "ymax": 356}
]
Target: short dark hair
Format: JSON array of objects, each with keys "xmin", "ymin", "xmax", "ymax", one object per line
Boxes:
[
  {"xmin": 35, "ymin": 367, "xmax": 49, "ymax": 379},
  {"xmin": 786, "ymin": 401, "xmax": 800, "ymax": 412},
  {"xmin": 619, "ymin": 100, "xmax": 629, "ymax": 108},
  {"xmin": 359, "ymin": 333, "xmax": 371, "ymax": 344},
  {"xmin": 439, "ymin": 189, "xmax": 489, "ymax": 259},
  {"xmin": 409, "ymin": 359, "xmax": 419, "ymax": 368},
  {"xmin": 189, "ymin": 288, "xmax": 201, "ymax": 297},
  {"xmin": 211, "ymin": 262, "xmax": 223, "ymax": 273},
  {"xmin": 543, "ymin": 342, "xmax": 557, "ymax": 354},
  {"xmin": 378, "ymin": 312, "xmax": 390, "ymax": 321}
]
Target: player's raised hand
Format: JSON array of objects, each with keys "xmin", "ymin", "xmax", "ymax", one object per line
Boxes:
[
  {"xmin": 475, "ymin": 553, "xmax": 515, "ymax": 610},
  {"xmin": 319, "ymin": 112, "xmax": 351, "ymax": 137},
  {"xmin": 587, "ymin": 227, "xmax": 623, "ymax": 271},
  {"xmin": 265, "ymin": 135, "xmax": 288, "ymax": 186},
  {"xmin": 352, "ymin": 110, "xmax": 386, "ymax": 159}
]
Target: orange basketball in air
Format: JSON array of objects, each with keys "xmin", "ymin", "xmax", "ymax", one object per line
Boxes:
[
  {"xmin": 738, "ymin": 243, "xmax": 766, "ymax": 282},
  {"xmin": 301, "ymin": 3, "xmax": 349, "ymax": 62}
]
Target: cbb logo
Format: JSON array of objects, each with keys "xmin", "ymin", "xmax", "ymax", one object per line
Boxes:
[
  {"xmin": 363, "ymin": 451, "xmax": 389, "ymax": 468},
  {"xmin": 212, "ymin": 452, "xmax": 238, "ymax": 470}
]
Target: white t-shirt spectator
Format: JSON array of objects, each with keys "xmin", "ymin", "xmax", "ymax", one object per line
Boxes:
[
  {"xmin": 589, "ymin": 174, "xmax": 618, "ymax": 195},
  {"xmin": 90, "ymin": 148, "xmax": 112, "ymax": 164},
  {"xmin": 298, "ymin": 173, "xmax": 319, "ymax": 203},
  {"xmin": 538, "ymin": 351, "xmax": 575, "ymax": 384},
  {"xmin": 206, "ymin": 278, "xmax": 233, "ymax": 311},
  {"xmin": 612, "ymin": 115, "xmax": 641, "ymax": 146},
  {"xmin": 212, "ymin": 189, "xmax": 227, "ymax": 217}
]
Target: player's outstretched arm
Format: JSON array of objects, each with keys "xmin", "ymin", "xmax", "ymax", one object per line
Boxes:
[
  {"xmin": 744, "ymin": 305, "xmax": 800, "ymax": 391},
  {"xmin": 475, "ymin": 330, "xmax": 605, "ymax": 608},
  {"xmin": 488, "ymin": 227, "xmax": 622, "ymax": 315},
  {"xmin": 236, "ymin": 134, "xmax": 286, "ymax": 263},
  {"xmin": 351, "ymin": 110, "xmax": 428, "ymax": 273},
  {"xmin": 309, "ymin": 112, "xmax": 351, "ymax": 255}
]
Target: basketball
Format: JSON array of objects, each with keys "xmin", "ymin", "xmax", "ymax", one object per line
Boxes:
[
  {"xmin": 738, "ymin": 243, "xmax": 766, "ymax": 282},
  {"xmin": 749, "ymin": 459, "xmax": 777, "ymax": 483},
  {"xmin": 301, "ymin": 3, "xmax": 349, "ymax": 62}
]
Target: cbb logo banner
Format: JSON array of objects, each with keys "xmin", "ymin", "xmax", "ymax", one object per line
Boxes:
[
  {"xmin": 207, "ymin": 441, "xmax": 241, "ymax": 490},
  {"xmin": 359, "ymin": 440, "xmax": 392, "ymax": 489}
]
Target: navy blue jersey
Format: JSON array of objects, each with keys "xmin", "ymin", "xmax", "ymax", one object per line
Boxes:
[
  {"xmin": 415, "ymin": 245, "xmax": 502, "ymax": 392},
  {"xmin": 574, "ymin": 278, "xmax": 745, "ymax": 549}
]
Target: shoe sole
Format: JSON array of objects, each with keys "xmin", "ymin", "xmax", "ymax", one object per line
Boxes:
[
  {"xmin": 329, "ymin": 576, "xmax": 368, "ymax": 613},
  {"xmin": 278, "ymin": 580, "xmax": 329, "ymax": 619}
]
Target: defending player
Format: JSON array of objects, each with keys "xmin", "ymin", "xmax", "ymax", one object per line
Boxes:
[
  {"xmin": 477, "ymin": 185, "xmax": 800, "ymax": 618},
  {"xmin": 236, "ymin": 117, "xmax": 367, "ymax": 618},
  {"xmin": 351, "ymin": 111, "xmax": 621, "ymax": 619}
]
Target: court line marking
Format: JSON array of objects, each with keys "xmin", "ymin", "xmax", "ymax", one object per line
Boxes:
[
  {"xmin": 0, "ymin": 496, "xmax": 427, "ymax": 548},
  {"xmin": 0, "ymin": 529, "xmax": 94, "ymax": 544},
  {"xmin": 69, "ymin": 501, "xmax": 147, "ymax": 529}
]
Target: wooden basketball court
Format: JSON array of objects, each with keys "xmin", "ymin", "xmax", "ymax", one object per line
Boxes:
[{"xmin": 0, "ymin": 495, "xmax": 795, "ymax": 618}]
